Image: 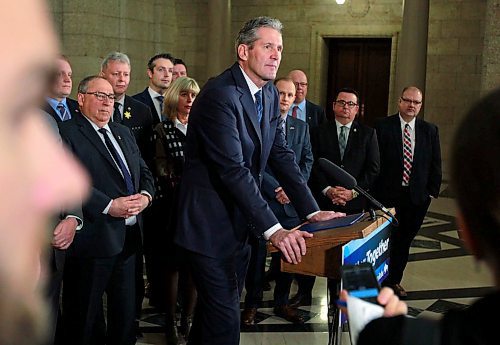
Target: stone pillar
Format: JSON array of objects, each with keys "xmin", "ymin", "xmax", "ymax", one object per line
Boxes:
[
  {"xmin": 206, "ymin": 0, "xmax": 232, "ymax": 79},
  {"xmin": 394, "ymin": 0, "xmax": 430, "ymax": 113},
  {"xmin": 480, "ymin": 0, "xmax": 500, "ymax": 95}
]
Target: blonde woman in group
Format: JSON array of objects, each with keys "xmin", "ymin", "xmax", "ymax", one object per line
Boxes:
[{"xmin": 153, "ymin": 77, "xmax": 200, "ymax": 344}]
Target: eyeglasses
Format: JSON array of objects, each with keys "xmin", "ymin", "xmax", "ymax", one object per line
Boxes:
[
  {"xmin": 294, "ymin": 82, "xmax": 308, "ymax": 88},
  {"xmin": 400, "ymin": 97, "xmax": 422, "ymax": 106},
  {"xmin": 334, "ymin": 100, "xmax": 358, "ymax": 109},
  {"xmin": 85, "ymin": 91, "xmax": 115, "ymax": 102}
]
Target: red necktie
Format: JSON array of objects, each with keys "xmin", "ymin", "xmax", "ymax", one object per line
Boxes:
[
  {"xmin": 402, "ymin": 124, "xmax": 413, "ymax": 185},
  {"xmin": 291, "ymin": 105, "xmax": 298, "ymax": 118}
]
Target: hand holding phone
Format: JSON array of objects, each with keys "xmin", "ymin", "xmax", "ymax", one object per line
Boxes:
[{"xmin": 341, "ymin": 263, "xmax": 380, "ymax": 304}]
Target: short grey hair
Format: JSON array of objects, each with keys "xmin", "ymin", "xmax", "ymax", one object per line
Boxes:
[
  {"xmin": 101, "ymin": 51, "xmax": 131, "ymax": 71},
  {"xmin": 78, "ymin": 75, "xmax": 106, "ymax": 93},
  {"xmin": 235, "ymin": 16, "xmax": 283, "ymax": 53}
]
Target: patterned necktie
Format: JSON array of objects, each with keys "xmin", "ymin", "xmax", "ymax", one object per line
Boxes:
[
  {"xmin": 156, "ymin": 95, "xmax": 165, "ymax": 118},
  {"xmin": 98, "ymin": 128, "xmax": 134, "ymax": 194},
  {"xmin": 254, "ymin": 90, "xmax": 263, "ymax": 123},
  {"xmin": 402, "ymin": 123, "xmax": 413, "ymax": 185},
  {"xmin": 113, "ymin": 102, "xmax": 122, "ymax": 123},
  {"xmin": 57, "ymin": 102, "xmax": 70, "ymax": 121},
  {"xmin": 291, "ymin": 105, "xmax": 298, "ymax": 119},
  {"xmin": 339, "ymin": 125, "xmax": 348, "ymax": 159}
]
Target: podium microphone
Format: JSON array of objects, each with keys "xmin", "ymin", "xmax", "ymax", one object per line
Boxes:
[{"xmin": 318, "ymin": 158, "xmax": 398, "ymax": 226}]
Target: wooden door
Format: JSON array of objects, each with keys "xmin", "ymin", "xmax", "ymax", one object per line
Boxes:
[{"xmin": 326, "ymin": 38, "xmax": 391, "ymax": 127}]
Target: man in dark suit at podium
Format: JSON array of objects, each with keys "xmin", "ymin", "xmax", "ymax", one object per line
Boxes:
[
  {"xmin": 291, "ymin": 87, "xmax": 380, "ymax": 307},
  {"xmin": 43, "ymin": 55, "xmax": 80, "ymax": 123},
  {"xmin": 287, "ymin": 69, "xmax": 326, "ymax": 129},
  {"xmin": 374, "ymin": 86, "xmax": 442, "ymax": 297},
  {"xmin": 175, "ymin": 17, "xmax": 342, "ymax": 345},
  {"xmin": 59, "ymin": 76, "xmax": 155, "ymax": 345}
]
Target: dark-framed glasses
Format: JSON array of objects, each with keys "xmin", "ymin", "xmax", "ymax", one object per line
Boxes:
[
  {"xmin": 294, "ymin": 82, "xmax": 308, "ymax": 88},
  {"xmin": 335, "ymin": 100, "xmax": 358, "ymax": 108},
  {"xmin": 85, "ymin": 91, "xmax": 115, "ymax": 102},
  {"xmin": 400, "ymin": 97, "xmax": 422, "ymax": 106}
]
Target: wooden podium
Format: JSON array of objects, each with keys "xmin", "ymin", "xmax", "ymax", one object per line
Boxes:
[{"xmin": 268, "ymin": 211, "xmax": 392, "ymax": 279}]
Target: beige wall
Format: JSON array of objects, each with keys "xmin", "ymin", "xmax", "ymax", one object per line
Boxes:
[{"xmin": 49, "ymin": 0, "xmax": 500, "ymax": 178}]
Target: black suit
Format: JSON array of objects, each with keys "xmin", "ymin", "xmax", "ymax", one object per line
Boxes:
[
  {"xmin": 295, "ymin": 119, "xmax": 380, "ymax": 302},
  {"xmin": 374, "ymin": 114, "xmax": 441, "ymax": 285},
  {"xmin": 43, "ymin": 98, "xmax": 80, "ymax": 123},
  {"xmin": 42, "ymin": 109, "xmax": 83, "ymax": 345},
  {"xmin": 59, "ymin": 114, "xmax": 155, "ymax": 345},
  {"xmin": 310, "ymin": 120, "xmax": 380, "ymax": 213},
  {"xmin": 175, "ymin": 63, "xmax": 319, "ymax": 344},
  {"xmin": 132, "ymin": 87, "xmax": 163, "ymax": 125},
  {"xmin": 305, "ymin": 100, "xmax": 327, "ymax": 128}
]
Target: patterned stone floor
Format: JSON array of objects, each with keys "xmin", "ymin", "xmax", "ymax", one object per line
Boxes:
[{"xmin": 137, "ymin": 191, "xmax": 494, "ymax": 344}]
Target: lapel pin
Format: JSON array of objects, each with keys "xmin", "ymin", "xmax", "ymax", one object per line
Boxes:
[{"xmin": 353, "ymin": 128, "xmax": 357, "ymax": 132}]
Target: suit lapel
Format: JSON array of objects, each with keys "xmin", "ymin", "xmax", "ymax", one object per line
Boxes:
[
  {"xmin": 391, "ymin": 115, "xmax": 404, "ymax": 164},
  {"xmin": 413, "ymin": 118, "xmax": 423, "ymax": 167},
  {"xmin": 343, "ymin": 121, "xmax": 357, "ymax": 159},
  {"xmin": 122, "ymin": 96, "xmax": 133, "ymax": 125},
  {"xmin": 109, "ymin": 123, "xmax": 137, "ymax": 186},
  {"xmin": 286, "ymin": 117, "xmax": 295, "ymax": 145},
  {"xmin": 232, "ymin": 64, "xmax": 263, "ymax": 145}
]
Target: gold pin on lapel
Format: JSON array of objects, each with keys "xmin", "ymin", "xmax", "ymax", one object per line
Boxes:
[{"xmin": 124, "ymin": 110, "xmax": 131, "ymax": 119}]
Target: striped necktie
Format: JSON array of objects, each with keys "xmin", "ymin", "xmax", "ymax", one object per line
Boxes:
[{"xmin": 402, "ymin": 124, "xmax": 413, "ymax": 185}]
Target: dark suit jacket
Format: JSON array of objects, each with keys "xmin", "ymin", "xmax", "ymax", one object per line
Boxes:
[
  {"xmin": 133, "ymin": 87, "xmax": 162, "ymax": 125},
  {"xmin": 43, "ymin": 98, "xmax": 80, "ymax": 123},
  {"xmin": 305, "ymin": 100, "xmax": 327, "ymax": 128},
  {"xmin": 175, "ymin": 63, "xmax": 319, "ymax": 258},
  {"xmin": 59, "ymin": 114, "xmax": 155, "ymax": 258},
  {"xmin": 310, "ymin": 120, "xmax": 380, "ymax": 213},
  {"xmin": 121, "ymin": 95, "xmax": 154, "ymax": 167},
  {"xmin": 374, "ymin": 114, "xmax": 442, "ymax": 206},
  {"xmin": 261, "ymin": 116, "xmax": 313, "ymax": 229}
]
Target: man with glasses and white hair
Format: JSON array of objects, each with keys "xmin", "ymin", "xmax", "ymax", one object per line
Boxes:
[
  {"xmin": 374, "ymin": 86, "xmax": 442, "ymax": 298},
  {"xmin": 59, "ymin": 76, "xmax": 155, "ymax": 345}
]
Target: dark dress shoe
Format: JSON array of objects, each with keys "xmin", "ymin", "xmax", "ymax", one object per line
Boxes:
[
  {"xmin": 274, "ymin": 305, "xmax": 304, "ymax": 324},
  {"xmin": 289, "ymin": 293, "xmax": 312, "ymax": 307},
  {"xmin": 241, "ymin": 308, "xmax": 258, "ymax": 325}
]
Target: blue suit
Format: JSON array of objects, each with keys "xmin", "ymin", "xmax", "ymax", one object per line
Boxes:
[
  {"xmin": 245, "ymin": 116, "xmax": 314, "ymax": 309},
  {"xmin": 175, "ymin": 63, "xmax": 319, "ymax": 344}
]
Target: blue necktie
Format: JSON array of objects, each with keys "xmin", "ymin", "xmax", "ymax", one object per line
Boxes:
[
  {"xmin": 254, "ymin": 90, "xmax": 263, "ymax": 123},
  {"xmin": 98, "ymin": 128, "xmax": 134, "ymax": 194},
  {"xmin": 57, "ymin": 102, "xmax": 70, "ymax": 121}
]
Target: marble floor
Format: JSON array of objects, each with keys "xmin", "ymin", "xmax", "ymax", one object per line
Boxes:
[{"xmin": 136, "ymin": 188, "xmax": 494, "ymax": 345}]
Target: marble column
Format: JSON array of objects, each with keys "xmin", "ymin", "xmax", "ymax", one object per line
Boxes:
[
  {"xmin": 206, "ymin": 0, "xmax": 232, "ymax": 79},
  {"xmin": 394, "ymin": 0, "xmax": 430, "ymax": 113}
]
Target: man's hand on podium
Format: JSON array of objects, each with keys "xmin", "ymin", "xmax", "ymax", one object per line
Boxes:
[
  {"xmin": 269, "ymin": 229, "xmax": 313, "ymax": 264},
  {"xmin": 308, "ymin": 210, "xmax": 346, "ymax": 222}
]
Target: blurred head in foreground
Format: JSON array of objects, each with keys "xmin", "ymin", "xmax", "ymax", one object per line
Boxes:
[{"xmin": 0, "ymin": 0, "xmax": 89, "ymax": 344}]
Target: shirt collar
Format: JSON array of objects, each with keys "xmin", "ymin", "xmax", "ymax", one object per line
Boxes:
[
  {"xmin": 335, "ymin": 119, "xmax": 353, "ymax": 130},
  {"xmin": 239, "ymin": 65, "xmax": 262, "ymax": 101},
  {"xmin": 46, "ymin": 97, "xmax": 67, "ymax": 109},
  {"xmin": 148, "ymin": 87, "xmax": 164, "ymax": 99},
  {"xmin": 398, "ymin": 113, "xmax": 416, "ymax": 130},
  {"xmin": 82, "ymin": 113, "xmax": 111, "ymax": 132},
  {"xmin": 174, "ymin": 118, "xmax": 188, "ymax": 134}
]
